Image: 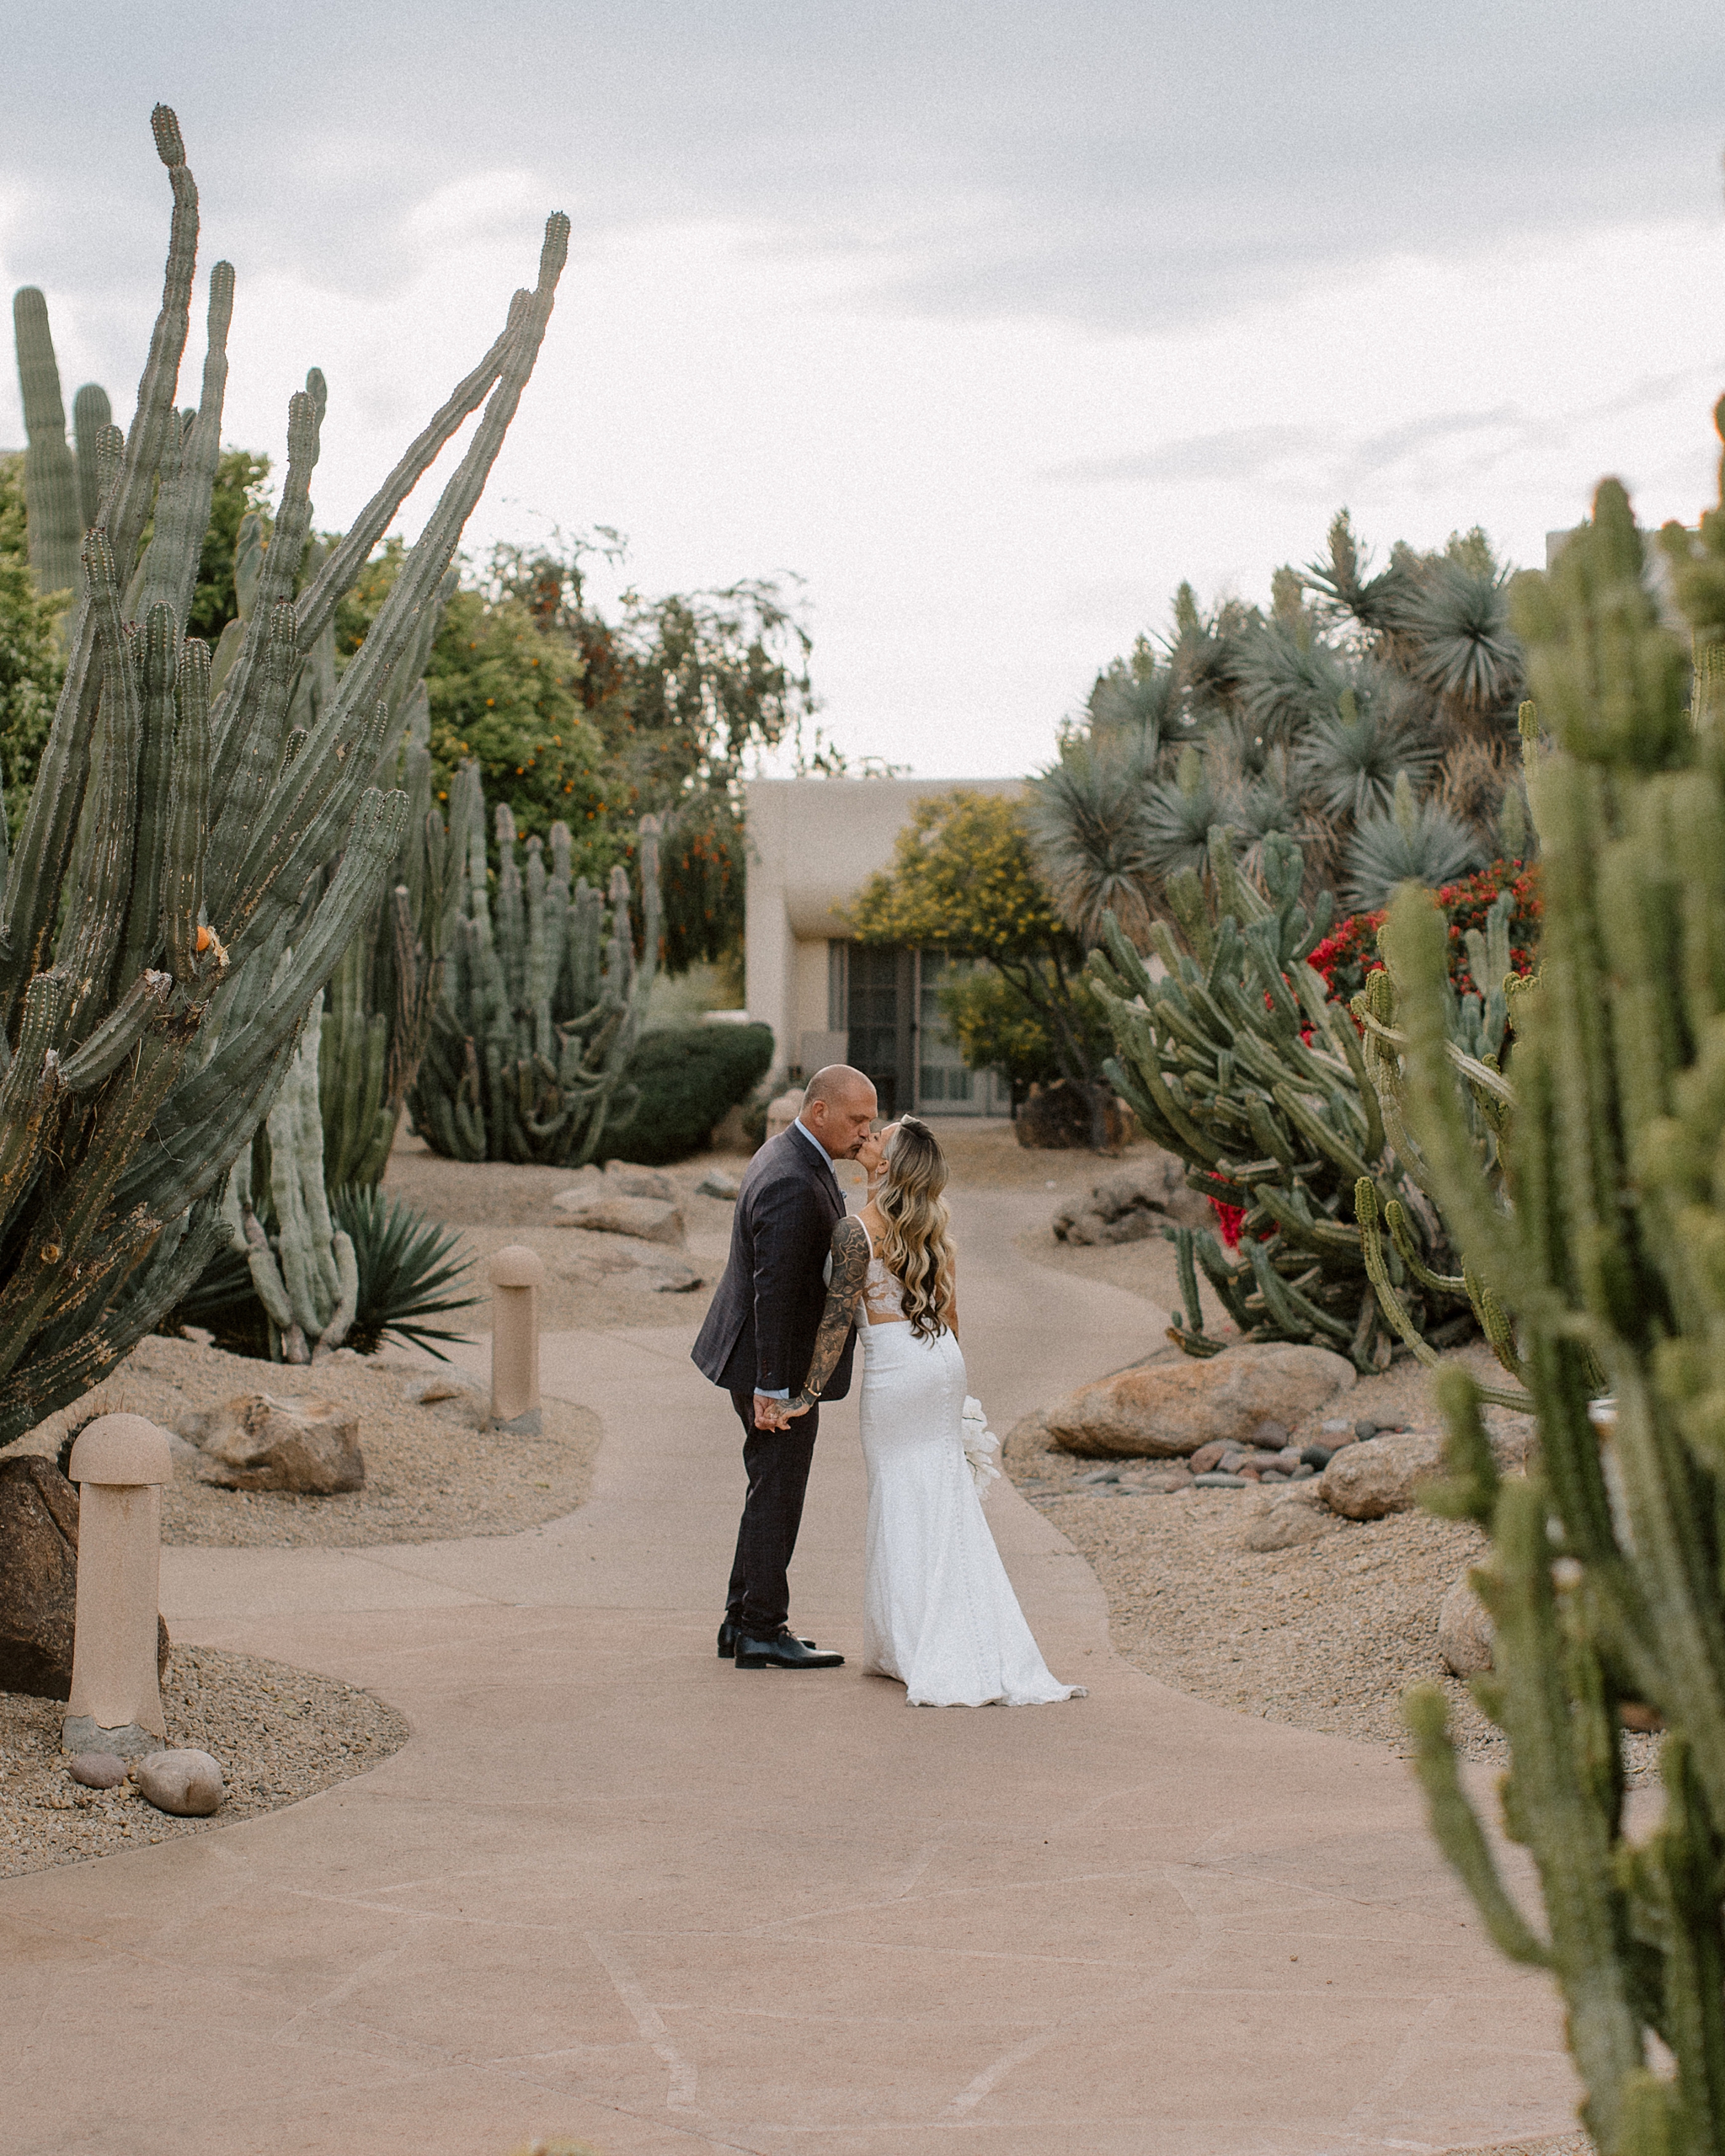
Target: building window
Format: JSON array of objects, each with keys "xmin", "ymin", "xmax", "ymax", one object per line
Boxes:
[
  {"xmin": 844, "ymin": 942, "xmax": 914, "ymax": 1118},
  {"xmin": 826, "ymin": 939, "xmax": 849, "ymax": 1032}
]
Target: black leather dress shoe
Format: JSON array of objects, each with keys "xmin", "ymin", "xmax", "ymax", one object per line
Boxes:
[
  {"xmin": 734, "ymin": 1629, "xmax": 845, "ymax": 1669},
  {"xmin": 718, "ymin": 1621, "xmax": 814, "ymax": 1657}
]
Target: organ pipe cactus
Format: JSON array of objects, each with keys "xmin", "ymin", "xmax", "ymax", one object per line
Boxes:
[
  {"xmin": 9, "ymin": 286, "xmax": 107, "ymax": 601},
  {"xmin": 1398, "ymin": 453, "xmax": 1725, "ymax": 2153},
  {"xmin": 1087, "ymin": 826, "xmax": 1460, "ymax": 1370},
  {"xmin": 320, "ymin": 677, "xmax": 464, "ymax": 1188},
  {"xmin": 222, "ymin": 988, "xmax": 357, "ymax": 1361},
  {"xmin": 0, "ymin": 106, "xmax": 566, "ymax": 1443},
  {"xmin": 411, "ymin": 769, "xmax": 662, "ymax": 1166}
]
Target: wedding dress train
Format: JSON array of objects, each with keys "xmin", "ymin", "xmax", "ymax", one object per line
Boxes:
[{"xmin": 857, "ymin": 1257, "xmax": 1083, "ymax": 1707}]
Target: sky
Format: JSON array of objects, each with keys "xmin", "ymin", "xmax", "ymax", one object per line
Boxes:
[{"xmin": 3, "ymin": 2, "xmax": 1723, "ymax": 778}]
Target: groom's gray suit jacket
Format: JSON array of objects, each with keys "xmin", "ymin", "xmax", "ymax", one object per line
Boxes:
[{"xmin": 692, "ymin": 1128, "xmax": 857, "ymax": 1401}]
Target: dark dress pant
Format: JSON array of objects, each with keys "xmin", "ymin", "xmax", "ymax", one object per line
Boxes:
[{"xmin": 725, "ymin": 1390, "xmax": 820, "ymax": 1637}]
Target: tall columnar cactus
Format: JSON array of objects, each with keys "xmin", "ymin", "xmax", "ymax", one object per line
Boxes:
[
  {"xmin": 1397, "ymin": 453, "xmax": 1725, "ymax": 2153},
  {"xmin": 1087, "ymin": 826, "xmax": 1458, "ymax": 1370},
  {"xmin": 11, "ymin": 286, "xmax": 88, "ymax": 600},
  {"xmin": 0, "ymin": 106, "xmax": 567, "ymax": 1443},
  {"xmin": 71, "ymin": 382, "xmax": 112, "ymax": 535},
  {"xmin": 320, "ymin": 671, "xmax": 464, "ymax": 1188},
  {"xmin": 222, "ymin": 988, "xmax": 357, "ymax": 1361},
  {"xmin": 411, "ymin": 769, "xmax": 662, "ymax": 1166}
]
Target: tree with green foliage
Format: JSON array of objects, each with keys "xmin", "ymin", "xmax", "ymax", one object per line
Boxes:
[
  {"xmin": 0, "ymin": 454, "xmax": 67, "ymax": 830},
  {"xmin": 851, "ymin": 792, "xmax": 1114, "ymax": 1134}
]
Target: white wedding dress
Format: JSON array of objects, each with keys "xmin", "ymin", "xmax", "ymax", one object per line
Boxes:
[{"xmin": 857, "ymin": 1255, "xmax": 1085, "ymax": 1708}]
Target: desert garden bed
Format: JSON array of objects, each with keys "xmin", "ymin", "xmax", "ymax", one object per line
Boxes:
[
  {"xmin": 5, "ymin": 1332, "xmax": 601, "ymax": 1548},
  {"xmin": 0, "ymin": 1643, "xmax": 407, "ymax": 1879}
]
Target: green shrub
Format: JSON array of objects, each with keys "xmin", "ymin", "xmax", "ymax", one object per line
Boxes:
[{"xmin": 599, "ymin": 1022, "xmax": 774, "ymax": 1165}]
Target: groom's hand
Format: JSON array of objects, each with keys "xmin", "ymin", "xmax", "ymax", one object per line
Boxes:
[{"xmin": 753, "ymin": 1393, "xmax": 789, "ymax": 1430}]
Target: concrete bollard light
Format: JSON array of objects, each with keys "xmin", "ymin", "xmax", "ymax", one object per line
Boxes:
[
  {"xmin": 489, "ymin": 1244, "xmax": 547, "ymax": 1433},
  {"xmin": 63, "ymin": 1413, "xmax": 174, "ymax": 1757}
]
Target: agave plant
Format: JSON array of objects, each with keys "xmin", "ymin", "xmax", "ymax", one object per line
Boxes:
[
  {"xmin": 1344, "ymin": 771, "xmax": 1482, "ymax": 909},
  {"xmin": 334, "ymin": 1185, "xmax": 478, "ymax": 1358}
]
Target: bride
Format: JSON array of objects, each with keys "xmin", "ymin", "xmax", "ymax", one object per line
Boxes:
[{"xmin": 782, "ymin": 1116, "xmax": 1084, "ymax": 1708}]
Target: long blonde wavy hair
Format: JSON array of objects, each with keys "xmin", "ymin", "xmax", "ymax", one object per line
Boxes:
[{"xmin": 874, "ymin": 1117, "xmax": 957, "ymax": 1340}]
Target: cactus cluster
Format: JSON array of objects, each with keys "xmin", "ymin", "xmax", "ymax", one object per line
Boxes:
[
  {"xmin": 410, "ymin": 766, "xmax": 661, "ymax": 1166},
  {"xmin": 1087, "ymin": 827, "xmax": 1460, "ymax": 1371},
  {"xmin": 0, "ymin": 106, "xmax": 565, "ymax": 1442},
  {"xmin": 1396, "ymin": 447, "xmax": 1725, "ymax": 2151}
]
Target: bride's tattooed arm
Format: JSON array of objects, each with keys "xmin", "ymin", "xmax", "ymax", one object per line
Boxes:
[{"xmin": 782, "ymin": 1215, "xmax": 871, "ymax": 1420}]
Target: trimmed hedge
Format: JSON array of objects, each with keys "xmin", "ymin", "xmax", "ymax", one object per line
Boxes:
[{"xmin": 599, "ymin": 1022, "xmax": 775, "ymax": 1166}]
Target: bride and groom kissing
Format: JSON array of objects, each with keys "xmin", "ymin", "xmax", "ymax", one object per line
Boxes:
[{"xmin": 692, "ymin": 1065, "xmax": 1083, "ymax": 1708}]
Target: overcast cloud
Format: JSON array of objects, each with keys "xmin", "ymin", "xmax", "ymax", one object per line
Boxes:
[{"xmin": 3, "ymin": 3, "xmax": 1722, "ymax": 774}]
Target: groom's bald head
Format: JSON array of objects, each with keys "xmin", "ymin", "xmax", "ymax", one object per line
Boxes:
[{"xmin": 800, "ymin": 1065, "xmax": 878, "ymax": 1158}]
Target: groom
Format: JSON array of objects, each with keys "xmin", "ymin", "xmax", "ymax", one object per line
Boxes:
[{"xmin": 692, "ymin": 1065, "xmax": 878, "ymax": 1668}]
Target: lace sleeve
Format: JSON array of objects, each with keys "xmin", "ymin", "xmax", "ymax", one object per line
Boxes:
[{"xmin": 788, "ymin": 1215, "xmax": 871, "ymax": 1411}]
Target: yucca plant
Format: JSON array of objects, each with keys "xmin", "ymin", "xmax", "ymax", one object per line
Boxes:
[
  {"xmin": 1344, "ymin": 771, "xmax": 1483, "ymax": 910},
  {"xmin": 1296, "ymin": 676, "xmax": 1440, "ymax": 822},
  {"xmin": 1022, "ymin": 734, "xmax": 1162, "ymax": 947}
]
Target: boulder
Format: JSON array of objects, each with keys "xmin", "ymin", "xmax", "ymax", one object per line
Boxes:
[
  {"xmin": 0, "ymin": 1456, "xmax": 80, "ymax": 1696},
  {"xmin": 69, "ymin": 1751, "xmax": 130, "ymax": 1790},
  {"xmin": 765, "ymin": 1087, "xmax": 804, "ymax": 1141},
  {"xmin": 555, "ymin": 1231, "xmax": 703, "ymax": 1294},
  {"xmin": 1046, "ymin": 1344, "xmax": 1357, "ymax": 1459},
  {"xmin": 136, "ymin": 1748, "xmax": 225, "ymax": 1817},
  {"xmin": 632, "ymin": 1264, "xmax": 702, "ymax": 1294},
  {"xmin": 1244, "ymin": 1487, "xmax": 1340, "ymax": 1552},
  {"xmin": 604, "ymin": 1161, "xmax": 677, "ymax": 1201},
  {"xmin": 551, "ymin": 1190, "xmax": 685, "ymax": 1245},
  {"xmin": 1052, "ymin": 1154, "xmax": 1209, "ymax": 1243},
  {"xmin": 1438, "ymin": 1569, "xmax": 1495, "ymax": 1677},
  {"xmin": 178, "ymin": 1394, "xmax": 365, "ymax": 1494},
  {"xmin": 697, "ymin": 1169, "xmax": 741, "ymax": 1200},
  {"xmin": 1320, "ymin": 1422, "xmax": 1530, "ymax": 1521},
  {"xmin": 1320, "ymin": 1429, "xmax": 1443, "ymax": 1519},
  {"xmin": 1016, "ymin": 1081, "xmax": 1133, "ymax": 1151}
]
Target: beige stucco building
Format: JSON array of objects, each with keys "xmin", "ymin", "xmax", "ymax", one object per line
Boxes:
[{"xmin": 743, "ymin": 775, "xmax": 1024, "ymax": 1118}]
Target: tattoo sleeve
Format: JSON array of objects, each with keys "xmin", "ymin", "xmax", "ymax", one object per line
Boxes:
[{"xmin": 789, "ymin": 1216, "xmax": 871, "ymax": 1411}]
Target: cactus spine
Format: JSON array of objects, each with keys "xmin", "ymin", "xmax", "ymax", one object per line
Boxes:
[
  {"xmin": 1397, "ymin": 446, "xmax": 1725, "ymax": 2152},
  {"xmin": 411, "ymin": 771, "xmax": 662, "ymax": 1166},
  {"xmin": 0, "ymin": 107, "xmax": 566, "ymax": 1443}
]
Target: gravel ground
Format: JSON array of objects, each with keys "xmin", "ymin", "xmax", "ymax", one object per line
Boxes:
[
  {"xmin": 1006, "ymin": 1333, "xmax": 1658, "ymax": 1780},
  {"xmin": 5, "ymin": 1331, "xmax": 601, "ymax": 1547},
  {"xmin": 0, "ymin": 1643, "xmax": 407, "ymax": 1879},
  {"xmin": 382, "ymin": 1134, "xmax": 748, "ymax": 1332}
]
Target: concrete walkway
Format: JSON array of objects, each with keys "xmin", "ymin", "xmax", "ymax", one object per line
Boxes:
[{"xmin": 0, "ymin": 1187, "xmax": 1578, "ymax": 2155}]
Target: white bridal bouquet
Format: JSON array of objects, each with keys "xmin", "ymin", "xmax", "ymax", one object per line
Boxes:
[{"xmin": 961, "ymin": 1396, "xmax": 1002, "ymax": 1497}]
